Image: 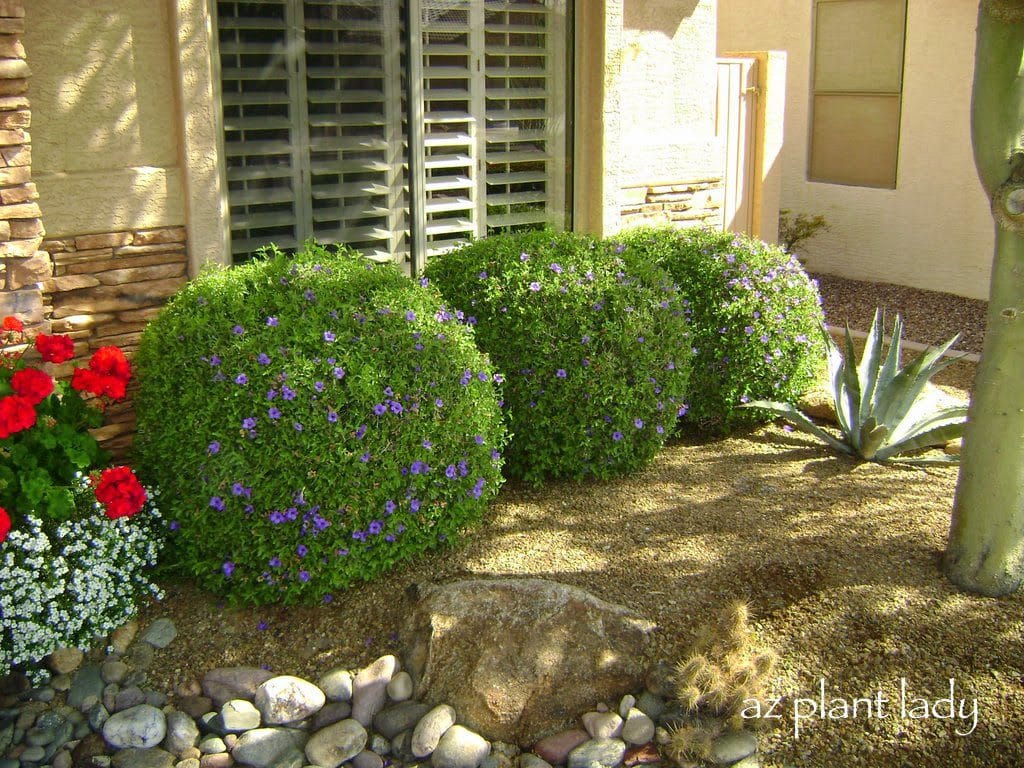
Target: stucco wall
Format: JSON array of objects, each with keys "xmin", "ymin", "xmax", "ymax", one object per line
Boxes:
[
  {"xmin": 23, "ymin": 0, "xmax": 185, "ymax": 236},
  {"xmin": 719, "ymin": 0, "xmax": 993, "ymax": 300}
]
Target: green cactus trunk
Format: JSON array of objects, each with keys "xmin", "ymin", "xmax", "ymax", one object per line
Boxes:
[{"xmin": 943, "ymin": 1, "xmax": 1024, "ymax": 596}]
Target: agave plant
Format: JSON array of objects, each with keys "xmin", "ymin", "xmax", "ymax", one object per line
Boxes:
[{"xmin": 742, "ymin": 310, "xmax": 968, "ymax": 464}]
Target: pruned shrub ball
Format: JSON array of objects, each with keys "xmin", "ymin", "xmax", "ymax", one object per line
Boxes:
[
  {"xmin": 424, "ymin": 230, "xmax": 691, "ymax": 483},
  {"xmin": 617, "ymin": 226, "xmax": 825, "ymax": 433},
  {"xmin": 134, "ymin": 245, "xmax": 507, "ymax": 604}
]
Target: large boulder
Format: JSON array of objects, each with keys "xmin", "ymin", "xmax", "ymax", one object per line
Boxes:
[{"xmin": 403, "ymin": 579, "xmax": 656, "ymax": 745}]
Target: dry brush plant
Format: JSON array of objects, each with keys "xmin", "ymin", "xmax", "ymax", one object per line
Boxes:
[{"xmin": 666, "ymin": 601, "xmax": 777, "ymax": 764}]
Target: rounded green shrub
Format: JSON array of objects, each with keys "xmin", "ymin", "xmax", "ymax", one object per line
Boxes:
[
  {"xmin": 134, "ymin": 244, "xmax": 507, "ymax": 604},
  {"xmin": 616, "ymin": 226, "xmax": 825, "ymax": 433},
  {"xmin": 424, "ymin": 230, "xmax": 690, "ymax": 483}
]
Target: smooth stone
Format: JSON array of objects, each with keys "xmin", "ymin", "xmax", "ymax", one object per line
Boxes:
[
  {"xmin": 110, "ymin": 622, "xmax": 139, "ymax": 654},
  {"xmin": 708, "ymin": 730, "xmax": 758, "ymax": 765},
  {"xmin": 139, "ymin": 619, "xmax": 178, "ymax": 649},
  {"xmin": 101, "ymin": 661, "xmax": 129, "ymax": 686},
  {"xmin": 620, "ymin": 710, "xmax": 654, "ymax": 746},
  {"xmin": 729, "ymin": 757, "xmax": 760, "ymax": 768},
  {"xmin": 633, "ymin": 693, "xmax": 664, "ymax": 722},
  {"xmin": 353, "ymin": 749, "xmax": 385, "ymax": 768},
  {"xmin": 102, "ymin": 704, "xmax": 167, "ymax": 749},
  {"xmin": 313, "ymin": 701, "xmax": 352, "ymax": 730},
  {"xmin": 254, "ymin": 677, "xmax": 325, "ymax": 725},
  {"xmin": 0, "ymin": 759, "xmax": 18, "ymax": 768},
  {"xmin": 177, "ymin": 695, "xmax": 214, "ymax": 720},
  {"xmin": 202, "ymin": 668, "xmax": 274, "ymax": 708},
  {"xmin": 432, "ymin": 724, "xmax": 491, "ymax": 768},
  {"xmin": 567, "ymin": 739, "xmax": 626, "ymax": 768},
  {"xmin": 231, "ymin": 727, "xmax": 306, "ymax": 768},
  {"xmin": 164, "ymin": 710, "xmax": 201, "ymax": 756},
  {"xmin": 317, "ymin": 668, "xmax": 353, "ymax": 703},
  {"xmin": 303, "ymin": 719, "xmax": 367, "ymax": 768},
  {"xmin": 617, "ymin": 696, "xmax": 636, "ymax": 720},
  {"xmin": 200, "ymin": 754, "xmax": 235, "ymax": 768},
  {"xmin": 385, "ymin": 672, "xmax": 413, "ymax": 703},
  {"xmin": 114, "ymin": 686, "xmax": 147, "ymax": 712},
  {"xmin": 644, "ymin": 663, "xmax": 674, "ymax": 700},
  {"xmin": 53, "ymin": 749, "xmax": 73, "ymax": 768},
  {"xmin": 581, "ymin": 712, "xmax": 623, "ymax": 741},
  {"xmin": 482, "ymin": 753, "xmax": 514, "ymax": 768},
  {"xmin": 391, "ymin": 729, "xmax": 415, "ymax": 761},
  {"xmin": 21, "ymin": 745, "xmax": 46, "ymax": 761},
  {"xmin": 51, "ymin": 673, "xmax": 73, "ymax": 692},
  {"xmin": 68, "ymin": 666, "xmax": 105, "ymax": 710},
  {"xmin": 71, "ymin": 732, "xmax": 107, "ymax": 764},
  {"xmin": 25, "ymin": 686, "xmax": 56, "ymax": 702},
  {"xmin": 491, "ymin": 743, "xmax": 518, "ymax": 759},
  {"xmin": 176, "ymin": 759, "xmax": 201, "ymax": 768},
  {"xmin": 351, "ymin": 656, "xmax": 398, "ymax": 727},
  {"xmin": 47, "ymin": 648, "xmax": 85, "ymax": 676},
  {"xmin": 103, "ymin": 683, "xmax": 119, "ymax": 713},
  {"xmin": 370, "ymin": 733, "xmax": 390, "ymax": 755},
  {"xmin": 199, "ymin": 735, "xmax": 227, "ymax": 754},
  {"xmin": 146, "ymin": 690, "xmax": 169, "ymax": 709},
  {"xmin": 111, "ymin": 747, "xmax": 176, "ymax": 768},
  {"xmin": 533, "ymin": 729, "xmax": 589, "ymax": 765},
  {"xmin": 411, "ymin": 703, "xmax": 457, "ymax": 758},
  {"xmin": 372, "ymin": 701, "xmax": 431, "ymax": 740},
  {"xmin": 25, "ymin": 724, "xmax": 57, "ymax": 745},
  {"xmin": 221, "ymin": 699, "xmax": 261, "ymax": 732},
  {"xmin": 520, "ymin": 756, "xmax": 553, "ymax": 768}
]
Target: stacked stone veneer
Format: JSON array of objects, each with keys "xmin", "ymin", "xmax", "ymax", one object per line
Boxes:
[
  {"xmin": 620, "ymin": 179, "xmax": 723, "ymax": 230},
  {"xmin": 0, "ymin": 1, "xmax": 49, "ymax": 334},
  {"xmin": 41, "ymin": 228, "xmax": 189, "ymax": 453}
]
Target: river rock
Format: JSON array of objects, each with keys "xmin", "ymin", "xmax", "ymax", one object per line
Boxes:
[
  {"xmin": 102, "ymin": 704, "xmax": 167, "ymax": 749},
  {"xmin": 47, "ymin": 648, "xmax": 84, "ymax": 676},
  {"xmin": 351, "ymin": 656, "xmax": 398, "ymax": 727},
  {"xmin": 567, "ymin": 739, "xmax": 626, "ymax": 768},
  {"xmin": 432, "ymin": 724, "xmax": 491, "ymax": 768},
  {"xmin": 708, "ymin": 730, "xmax": 757, "ymax": 765},
  {"xmin": 221, "ymin": 699, "xmax": 261, "ymax": 732},
  {"xmin": 313, "ymin": 700, "xmax": 353, "ymax": 730},
  {"xmin": 254, "ymin": 676, "xmax": 325, "ymax": 725},
  {"xmin": 411, "ymin": 703, "xmax": 457, "ymax": 758},
  {"xmin": 139, "ymin": 619, "xmax": 178, "ymax": 649},
  {"xmin": 533, "ymin": 729, "xmax": 589, "ymax": 765},
  {"xmin": 373, "ymin": 701, "xmax": 431, "ymax": 740},
  {"xmin": 110, "ymin": 747, "xmax": 175, "ymax": 768},
  {"xmin": 582, "ymin": 712, "xmax": 623, "ymax": 740},
  {"xmin": 620, "ymin": 710, "xmax": 654, "ymax": 746},
  {"xmin": 303, "ymin": 719, "xmax": 367, "ymax": 768},
  {"xmin": 386, "ymin": 671, "xmax": 414, "ymax": 703},
  {"xmin": 68, "ymin": 665, "xmax": 105, "ymax": 710},
  {"xmin": 354, "ymin": 748, "xmax": 385, "ymax": 768},
  {"xmin": 163, "ymin": 710, "xmax": 200, "ymax": 756},
  {"xmin": 404, "ymin": 579, "xmax": 655, "ymax": 744},
  {"xmin": 202, "ymin": 668, "xmax": 275, "ymax": 708},
  {"xmin": 231, "ymin": 727, "xmax": 305, "ymax": 768}
]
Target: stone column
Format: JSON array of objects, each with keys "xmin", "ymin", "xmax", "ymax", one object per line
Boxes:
[{"xmin": 0, "ymin": 0, "xmax": 48, "ymax": 332}]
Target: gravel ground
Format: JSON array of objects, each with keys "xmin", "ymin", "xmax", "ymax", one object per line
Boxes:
[{"xmin": 134, "ymin": 278, "xmax": 1024, "ymax": 768}]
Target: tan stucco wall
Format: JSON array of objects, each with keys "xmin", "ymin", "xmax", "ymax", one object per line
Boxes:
[
  {"xmin": 24, "ymin": 0, "xmax": 186, "ymax": 237},
  {"xmin": 616, "ymin": 0, "xmax": 723, "ymax": 188},
  {"xmin": 719, "ymin": 0, "xmax": 993, "ymax": 300}
]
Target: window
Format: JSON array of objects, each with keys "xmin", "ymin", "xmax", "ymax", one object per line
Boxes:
[
  {"xmin": 215, "ymin": 0, "xmax": 570, "ymax": 268},
  {"xmin": 809, "ymin": 0, "xmax": 907, "ymax": 188}
]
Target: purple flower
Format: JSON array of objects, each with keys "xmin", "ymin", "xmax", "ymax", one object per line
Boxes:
[
  {"xmin": 556, "ymin": 369, "xmax": 567, "ymax": 379},
  {"xmin": 410, "ymin": 499, "xmax": 421, "ymax": 512},
  {"xmin": 422, "ymin": 439, "xmax": 433, "ymax": 449},
  {"xmin": 231, "ymin": 482, "xmax": 246, "ymax": 496},
  {"xmin": 334, "ymin": 367, "xmax": 346, "ymax": 379},
  {"xmin": 304, "ymin": 289, "xmax": 316, "ymax": 301},
  {"xmin": 269, "ymin": 511, "xmax": 284, "ymax": 524},
  {"xmin": 232, "ymin": 325, "xmax": 245, "ymax": 335},
  {"xmin": 208, "ymin": 441, "xmax": 221, "ymax": 454},
  {"xmin": 293, "ymin": 422, "xmax": 303, "ymax": 432},
  {"xmin": 266, "ymin": 316, "xmax": 279, "ymax": 326},
  {"xmin": 327, "ymin": 410, "xmax": 338, "ymax": 423},
  {"xmin": 445, "ymin": 464, "xmax": 457, "ymax": 479},
  {"xmin": 656, "ymin": 425, "xmax": 665, "ymax": 434},
  {"xmin": 520, "ymin": 252, "xmax": 529, "ymax": 261},
  {"xmin": 612, "ymin": 431, "xmax": 623, "ymax": 442},
  {"xmin": 222, "ymin": 561, "xmax": 235, "ymax": 577},
  {"xmin": 528, "ymin": 282, "xmax": 541, "ymax": 292},
  {"xmin": 235, "ymin": 373, "xmax": 248, "ymax": 385},
  {"xmin": 323, "ymin": 331, "xmax": 336, "ymax": 342},
  {"xmin": 297, "ymin": 544, "xmax": 308, "ymax": 557},
  {"xmin": 373, "ymin": 403, "xmax": 387, "ymax": 416},
  {"xmin": 355, "ymin": 424, "xmax": 367, "ymax": 439},
  {"xmin": 298, "ymin": 570, "xmax": 310, "ymax": 582},
  {"xmin": 268, "ymin": 406, "xmax": 281, "ymax": 420},
  {"xmin": 434, "ymin": 398, "xmax": 444, "ymax": 408},
  {"xmin": 385, "ymin": 500, "xmax": 396, "ymax": 515},
  {"xmin": 257, "ymin": 353, "xmax": 271, "ymax": 365},
  {"xmin": 360, "ymin": 452, "xmax": 371, "ymax": 463},
  {"xmin": 549, "ymin": 263, "xmax": 563, "ymax": 274},
  {"xmin": 266, "ymin": 388, "xmax": 277, "ymax": 400},
  {"xmin": 634, "ymin": 418, "xmax": 644, "ymax": 429},
  {"xmin": 389, "ymin": 401, "xmax": 404, "ymax": 414},
  {"xmin": 369, "ymin": 520, "xmax": 383, "ymax": 535},
  {"xmin": 314, "ymin": 381, "xmax": 325, "ymax": 393},
  {"xmin": 474, "ymin": 434, "xmax": 485, "ymax": 445},
  {"xmin": 410, "ymin": 460, "xmax": 428, "ymax": 475},
  {"xmin": 282, "ymin": 386, "xmax": 296, "ymax": 401},
  {"xmin": 257, "ymin": 620, "xmax": 269, "ymax": 630},
  {"xmin": 269, "ymin": 556, "xmax": 281, "ymax": 567},
  {"xmin": 209, "ymin": 355, "xmax": 221, "ymax": 367},
  {"xmin": 210, "ymin": 496, "xmax": 225, "ymax": 511}
]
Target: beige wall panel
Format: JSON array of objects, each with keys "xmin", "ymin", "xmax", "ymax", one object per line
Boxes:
[
  {"xmin": 814, "ymin": 0, "xmax": 906, "ymax": 92},
  {"xmin": 616, "ymin": 0, "xmax": 723, "ymax": 189},
  {"xmin": 810, "ymin": 94, "xmax": 900, "ymax": 187},
  {"xmin": 25, "ymin": 0, "xmax": 184, "ymax": 235},
  {"xmin": 719, "ymin": 0, "xmax": 993, "ymax": 300},
  {"xmin": 35, "ymin": 169, "xmax": 185, "ymax": 237}
]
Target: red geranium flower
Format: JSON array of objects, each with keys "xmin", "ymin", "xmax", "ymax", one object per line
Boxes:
[
  {"xmin": 2, "ymin": 316, "xmax": 23, "ymax": 333},
  {"xmin": 93, "ymin": 466, "xmax": 147, "ymax": 520},
  {"xmin": 10, "ymin": 367, "xmax": 54, "ymax": 406},
  {"xmin": 0, "ymin": 395, "xmax": 37, "ymax": 439},
  {"xmin": 71, "ymin": 368, "xmax": 127, "ymax": 401},
  {"xmin": 35, "ymin": 334, "xmax": 75, "ymax": 364},
  {"xmin": 89, "ymin": 346, "xmax": 131, "ymax": 383},
  {"xmin": 0, "ymin": 506, "xmax": 10, "ymax": 543}
]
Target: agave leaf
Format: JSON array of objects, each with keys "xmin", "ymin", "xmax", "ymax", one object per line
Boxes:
[
  {"xmin": 875, "ymin": 409, "xmax": 968, "ymax": 461},
  {"xmin": 840, "ymin": 324, "xmax": 863, "ymax": 448},
  {"xmin": 872, "ymin": 336, "xmax": 965, "ymax": 430},
  {"xmin": 886, "ymin": 453, "xmax": 961, "ymax": 466},
  {"xmin": 857, "ymin": 309, "xmax": 885, "ymax": 421},
  {"xmin": 886, "ymin": 405, "xmax": 969, "ymax": 448},
  {"xmin": 741, "ymin": 400, "xmax": 855, "ymax": 455},
  {"xmin": 858, "ymin": 418, "xmax": 889, "ymax": 460},
  {"xmin": 873, "ymin": 314, "xmax": 904, "ymax": 408}
]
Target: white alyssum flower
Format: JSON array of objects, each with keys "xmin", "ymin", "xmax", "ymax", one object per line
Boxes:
[{"xmin": 0, "ymin": 481, "xmax": 165, "ymax": 679}]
